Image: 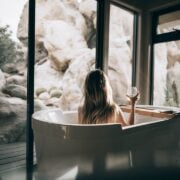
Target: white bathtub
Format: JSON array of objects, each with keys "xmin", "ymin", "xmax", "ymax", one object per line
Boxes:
[{"xmin": 32, "ymin": 107, "xmax": 180, "ymax": 180}]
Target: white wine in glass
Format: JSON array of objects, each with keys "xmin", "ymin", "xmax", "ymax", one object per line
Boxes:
[{"xmin": 126, "ymin": 86, "xmax": 138, "ymax": 99}]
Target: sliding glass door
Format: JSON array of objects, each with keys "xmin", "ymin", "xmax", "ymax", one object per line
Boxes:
[{"xmin": 0, "ymin": 0, "xmax": 28, "ymax": 179}]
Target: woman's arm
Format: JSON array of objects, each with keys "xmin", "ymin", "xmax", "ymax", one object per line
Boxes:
[
  {"xmin": 127, "ymin": 93, "xmax": 139, "ymax": 125},
  {"xmin": 116, "ymin": 108, "xmax": 128, "ymax": 126},
  {"xmin": 128, "ymin": 102, "xmax": 135, "ymax": 125},
  {"xmin": 117, "ymin": 93, "xmax": 139, "ymax": 126}
]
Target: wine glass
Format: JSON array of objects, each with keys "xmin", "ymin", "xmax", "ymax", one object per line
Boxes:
[
  {"xmin": 126, "ymin": 86, "xmax": 138, "ymax": 98},
  {"xmin": 126, "ymin": 87, "xmax": 139, "ymax": 125}
]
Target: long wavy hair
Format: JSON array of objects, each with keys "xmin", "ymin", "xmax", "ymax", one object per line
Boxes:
[{"xmin": 80, "ymin": 69, "xmax": 119, "ymax": 124}]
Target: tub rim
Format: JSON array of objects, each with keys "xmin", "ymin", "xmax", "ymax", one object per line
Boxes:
[
  {"xmin": 32, "ymin": 105, "xmax": 180, "ymax": 128},
  {"xmin": 32, "ymin": 108, "xmax": 122, "ymax": 127}
]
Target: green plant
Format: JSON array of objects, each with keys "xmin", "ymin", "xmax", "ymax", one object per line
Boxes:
[{"xmin": 0, "ymin": 25, "xmax": 17, "ymax": 67}]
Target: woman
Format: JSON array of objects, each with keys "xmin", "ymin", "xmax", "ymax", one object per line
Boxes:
[{"xmin": 78, "ymin": 69, "xmax": 139, "ymax": 126}]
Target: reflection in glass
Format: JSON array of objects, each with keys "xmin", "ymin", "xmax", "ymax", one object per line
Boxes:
[
  {"xmin": 108, "ymin": 4, "xmax": 134, "ymax": 105},
  {"xmin": 0, "ymin": 0, "xmax": 28, "ymax": 178},
  {"xmin": 154, "ymin": 41, "xmax": 180, "ymax": 107}
]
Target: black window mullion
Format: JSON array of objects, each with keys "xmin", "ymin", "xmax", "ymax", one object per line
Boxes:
[
  {"xmin": 153, "ymin": 31, "xmax": 180, "ymax": 44},
  {"xmin": 26, "ymin": 0, "xmax": 35, "ymax": 179},
  {"xmin": 96, "ymin": 0, "xmax": 110, "ymax": 73}
]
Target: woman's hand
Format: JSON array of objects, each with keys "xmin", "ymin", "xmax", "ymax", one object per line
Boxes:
[{"xmin": 126, "ymin": 92, "xmax": 140, "ymax": 105}]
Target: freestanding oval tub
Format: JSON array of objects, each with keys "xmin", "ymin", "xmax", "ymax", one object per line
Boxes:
[{"xmin": 32, "ymin": 107, "xmax": 180, "ymax": 180}]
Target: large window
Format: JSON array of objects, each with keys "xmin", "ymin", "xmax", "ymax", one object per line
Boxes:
[
  {"xmin": 108, "ymin": 3, "xmax": 136, "ymax": 105},
  {"xmin": 152, "ymin": 7, "xmax": 180, "ymax": 107},
  {"xmin": 0, "ymin": 0, "xmax": 28, "ymax": 178},
  {"xmin": 154, "ymin": 41, "xmax": 180, "ymax": 107}
]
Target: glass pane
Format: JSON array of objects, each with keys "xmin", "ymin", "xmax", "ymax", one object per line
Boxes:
[
  {"xmin": 154, "ymin": 40, "xmax": 180, "ymax": 107},
  {"xmin": 0, "ymin": 0, "xmax": 28, "ymax": 179},
  {"xmin": 108, "ymin": 4, "xmax": 134, "ymax": 105},
  {"xmin": 157, "ymin": 10, "xmax": 180, "ymax": 34},
  {"xmin": 34, "ymin": 0, "xmax": 96, "ymax": 113}
]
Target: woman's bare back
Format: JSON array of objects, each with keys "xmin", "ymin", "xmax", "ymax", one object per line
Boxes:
[{"xmin": 78, "ymin": 106, "xmax": 127, "ymax": 126}]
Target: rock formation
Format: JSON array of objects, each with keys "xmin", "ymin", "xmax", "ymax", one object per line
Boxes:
[{"xmin": 16, "ymin": 0, "xmax": 135, "ymax": 110}]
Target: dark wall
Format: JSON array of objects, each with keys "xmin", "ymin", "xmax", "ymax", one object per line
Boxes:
[{"xmin": 114, "ymin": 0, "xmax": 179, "ymax": 11}]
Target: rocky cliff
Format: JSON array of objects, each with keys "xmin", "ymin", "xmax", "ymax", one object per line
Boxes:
[{"xmin": 17, "ymin": 0, "xmax": 135, "ymax": 110}]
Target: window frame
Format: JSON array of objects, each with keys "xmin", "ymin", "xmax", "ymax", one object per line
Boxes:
[
  {"xmin": 150, "ymin": 4, "xmax": 180, "ymax": 104},
  {"xmin": 27, "ymin": 0, "xmax": 35, "ymax": 179}
]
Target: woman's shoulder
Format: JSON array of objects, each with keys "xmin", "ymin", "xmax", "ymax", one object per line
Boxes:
[{"xmin": 114, "ymin": 105, "xmax": 127, "ymax": 126}]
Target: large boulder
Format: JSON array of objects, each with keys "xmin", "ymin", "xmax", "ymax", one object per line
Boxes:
[
  {"xmin": 0, "ymin": 96, "xmax": 46, "ymax": 144},
  {"xmin": 35, "ymin": 60, "xmax": 63, "ymax": 91},
  {"xmin": 43, "ymin": 20, "xmax": 87, "ymax": 71},
  {"xmin": 17, "ymin": 0, "xmax": 89, "ymax": 72},
  {"xmin": 0, "ymin": 97, "xmax": 27, "ymax": 144},
  {"xmin": 6, "ymin": 75, "xmax": 26, "ymax": 87},
  {"xmin": 17, "ymin": 0, "xmax": 88, "ymax": 44},
  {"xmin": 59, "ymin": 49, "xmax": 95, "ymax": 110},
  {"xmin": 2, "ymin": 84, "xmax": 27, "ymax": 100},
  {"xmin": 1, "ymin": 63, "xmax": 19, "ymax": 74},
  {"xmin": 35, "ymin": 0, "xmax": 87, "ymax": 37}
]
